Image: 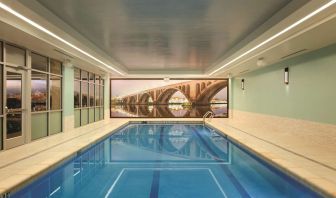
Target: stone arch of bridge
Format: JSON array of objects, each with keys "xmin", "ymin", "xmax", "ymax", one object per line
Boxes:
[
  {"xmin": 127, "ymin": 96, "xmax": 137, "ymax": 104},
  {"xmin": 156, "ymin": 88, "xmax": 191, "ymax": 104},
  {"xmin": 138, "ymin": 92, "xmax": 153, "ymax": 104},
  {"xmin": 196, "ymin": 81, "xmax": 228, "ymax": 105}
]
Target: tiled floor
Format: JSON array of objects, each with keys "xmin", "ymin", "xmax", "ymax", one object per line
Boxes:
[{"xmin": 0, "ymin": 117, "xmax": 335, "ymax": 197}]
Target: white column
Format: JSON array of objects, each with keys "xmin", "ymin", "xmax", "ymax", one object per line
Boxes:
[
  {"xmin": 103, "ymin": 73, "xmax": 110, "ymax": 120},
  {"xmin": 62, "ymin": 61, "xmax": 75, "ymax": 131}
]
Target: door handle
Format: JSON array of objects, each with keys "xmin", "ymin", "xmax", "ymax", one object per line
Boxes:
[{"xmin": 5, "ymin": 107, "xmax": 26, "ymax": 113}]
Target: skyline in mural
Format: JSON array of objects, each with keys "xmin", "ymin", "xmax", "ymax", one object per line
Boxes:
[{"xmin": 110, "ymin": 79, "xmax": 228, "ymax": 118}]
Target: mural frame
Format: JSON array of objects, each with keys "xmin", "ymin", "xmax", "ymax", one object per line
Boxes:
[{"xmin": 110, "ymin": 78, "xmax": 229, "ymax": 118}]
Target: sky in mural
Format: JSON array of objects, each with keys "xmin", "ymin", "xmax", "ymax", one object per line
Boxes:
[{"xmin": 111, "ymin": 80, "xmax": 190, "ymax": 97}]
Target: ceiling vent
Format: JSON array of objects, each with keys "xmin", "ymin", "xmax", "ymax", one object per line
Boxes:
[
  {"xmin": 239, "ymin": 69, "xmax": 250, "ymax": 74},
  {"xmin": 54, "ymin": 49, "xmax": 74, "ymax": 59},
  {"xmin": 280, "ymin": 49, "xmax": 308, "ymax": 60}
]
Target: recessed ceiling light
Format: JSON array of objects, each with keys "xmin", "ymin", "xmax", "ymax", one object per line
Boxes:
[
  {"xmin": 0, "ymin": 2, "xmax": 124, "ymax": 75},
  {"xmin": 209, "ymin": 0, "xmax": 336, "ymax": 76},
  {"xmin": 257, "ymin": 58, "xmax": 266, "ymax": 67}
]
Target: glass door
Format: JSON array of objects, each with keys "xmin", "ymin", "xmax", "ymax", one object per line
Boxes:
[{"xmin": 3, "ymin": 67, "xmax": 26, "ymax": 149}]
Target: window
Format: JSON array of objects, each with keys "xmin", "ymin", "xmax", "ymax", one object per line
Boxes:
[
  {"xmin": 95, "ymin": 84, "xmax": 100, "ymax": 106},
  {"xmin": 0, "ymin": 64, "xmax": 2, "ymax": 114},
  {"xmin": 0, "ymin": 41, "xmax": 3, "ymax": 62},
  {"xmin": 81, "ymin": 82, "xmax": 88, "ymax": 107},
  {"xmin": 50, "ymin": 75, "xmax": 61, "ymax": 110},
  {"xmin": 74, "ymin": 81, "xmax": 80, "ymax": 108},
  {"xmin": 31, "ymin": 53, "xmax": 48, "ymax": 72},
  {"xmin": 31, "ymin": 71, "xmax": 48, "ymax": 111},
  {"xmin": 0, "ymin": 45, "xmax": 3, "ymax": 148},
  {"xmin": 31, "ymin": 53, "xmax": 63, "ymax": 140},
  {"xmin": 74, "ymin": 68, "xmax": 104, "ymax": 127},
  {"xmin": 0, "ymin": 41, "xmax": 63, "ymax": 149},
  {"xmin": 5, "ymin": 44, "xmax": 25, "ymax": 66},
  {"xmin": 74, "ymin": 68, "xmax": 80, "ymax": 80},
  {"xmin": 89, "ymin": 73, "xmax": 94, "ymax": 83},
  {"xmin": 50, "ymin": 59, "xmax": 62, "ymax": 75},
  {"xmin": 89, "ymin": 83, "xmax": 94, "ymax": 106},
  {"xmin": 81, "ymin": 70, "xmax": 88, "ymax": 81}
]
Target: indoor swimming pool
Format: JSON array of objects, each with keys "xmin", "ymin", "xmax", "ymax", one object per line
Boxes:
[{"xmin": 11, "ymin": 123, "xmax": 320, "ymax": 198}]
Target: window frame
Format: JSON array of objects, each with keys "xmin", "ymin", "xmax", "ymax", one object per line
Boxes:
[
  {"xmin": 74, "ymin": 67, "xmax": 104, "ymax": 127},
  {"xmin": 30, "ymin": 51, "xmax": 63, "ymax": 140}
]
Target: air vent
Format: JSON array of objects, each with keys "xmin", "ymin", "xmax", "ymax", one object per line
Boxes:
[
  {"xmin": 239, "ymin": 69, "xmax": 250, "ymax": 74},
  {"xmin": 54, "ymin": 49, "xmax": 74, "ymax": 59},
  {"xmin": 280, "ymin": 49, "xmax": 308, "ymax": 59}
]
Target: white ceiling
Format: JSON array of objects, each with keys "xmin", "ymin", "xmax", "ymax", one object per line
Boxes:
[
  {"xmin": 27, "ymin": 0, "xmax": 300, "ymax": 71},
  {"xmin": 1, "ymin": 0, "xmax": 336, "ymax": 77}
]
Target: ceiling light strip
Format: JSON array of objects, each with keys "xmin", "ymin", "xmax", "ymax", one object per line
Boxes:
[
  {"xmin": 209, "ymin": 0, "xmax": 336, "ymax": 76},
  {"xmin": 0, "ymin": 2, "xmax": 124, "ymax": 75}
]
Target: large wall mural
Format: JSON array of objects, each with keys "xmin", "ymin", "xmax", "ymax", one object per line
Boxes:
[{"xmin": 110, "ymin": 79, "xmax": 228, "ymax": 118}]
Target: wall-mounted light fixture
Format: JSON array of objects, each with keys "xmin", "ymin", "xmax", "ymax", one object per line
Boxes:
[
  {"xmin": 241, "ymin": 79, "xmax": 245, "ymax": 90},
  {"xmin": 284, "ymin": 67, "xmax": 289, "ymax": 84}
]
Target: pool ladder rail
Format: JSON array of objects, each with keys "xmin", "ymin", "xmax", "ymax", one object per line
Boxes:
[{"xmin": 203, "ymin": 111, "xmax": 214, "ymax": 125}]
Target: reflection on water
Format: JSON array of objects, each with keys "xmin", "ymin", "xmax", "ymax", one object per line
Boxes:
[
  {"xmin": 111, "ymin": 104, "xmax": 227, "ymax": 118},
  {"xmin": 110, "ymin": 124, "xmax": 230, "ymax": 162}
]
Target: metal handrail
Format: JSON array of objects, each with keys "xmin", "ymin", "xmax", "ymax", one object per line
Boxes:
[{"xmin": 203, "ymin": 111, "xmax": 214, "ymax": 125}]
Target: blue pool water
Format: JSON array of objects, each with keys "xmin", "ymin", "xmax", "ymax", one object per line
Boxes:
[{"xmin": 11, "ymin": 124, "xmax": 320, "ymax": 198}]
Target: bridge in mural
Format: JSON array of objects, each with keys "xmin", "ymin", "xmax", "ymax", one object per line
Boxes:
[{"xmin": 120, "ymin": 79, "xmax": 227, "ymax": 105}]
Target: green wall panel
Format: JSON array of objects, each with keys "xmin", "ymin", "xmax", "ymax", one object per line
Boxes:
[
  {"xmin": 32, "ymin": 113, "xmax": 48, "ymax": 140},
  {"xmin": 49, "ymin": 111, "xmax": 62, "ymax": 135},
  {"xmin": 75, "ymin": 109, "xmax": 81, "ymax": 128},
  {"xmin": 95, "ymin": 107, "xmax": 100, "ymax": 121},
  {"xmin": 81, "ymin": 109, "xmax": 89, "ymax": 126},
  {"xmin": 100, "ymin": 107, "xmax": 104, "ymax": 120},
  {"xmin": 232, "ymin": 44, "xmax": 336, "ymax": 125},
  {"xmin": 89, "ymin": 108, "xmax": 95, "ymax": 123}
]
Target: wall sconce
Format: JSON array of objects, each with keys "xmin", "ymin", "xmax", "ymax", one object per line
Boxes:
[
  {"xmin": 241, "ymin": 79, "xmax": 245, "ymax": 90},
  {"xmin": 284, "ymin": 67, "xmax": 289, "ymax": 84}
]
